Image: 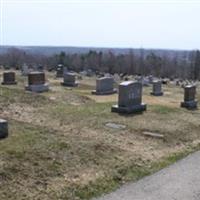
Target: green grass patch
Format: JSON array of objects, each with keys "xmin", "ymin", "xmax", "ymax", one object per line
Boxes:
[
  {"xmin": 73, "ymin": 145, "xmax": 200, "ymax": 200},
  {"xmin": 151, "ymin": 105, "xmax": 180, "ymax": 114}
]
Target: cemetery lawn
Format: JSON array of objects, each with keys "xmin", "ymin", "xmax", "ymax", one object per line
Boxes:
[{"xmin": 1, "ymin": 72, "xmax": 200, "ymax": 199}]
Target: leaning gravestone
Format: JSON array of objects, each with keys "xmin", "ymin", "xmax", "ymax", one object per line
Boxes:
[
  {"xmin": 2, "ymin": 72, "xmax": 17, "ymax": 85},
  {"xmin": 25, "ymin": 71, "xmax": 49, "ymax": 92},
  {"xmin": 61, "ymin": 72, "xmax": 78, "ymax": 87},
  {"xmin": 151, "ymin": 80, "xmax": 163, "ymax": 96},
  {"xmin": 92, "ymin": 77, "xmax": 117, "ymax": 95},
  {"xmin": 181, "ymin": 85, "xmax": 197, "ymax": 109},
  {"xmin": 112, "ymin": 81, "xmax": 147, "ymax": 114},
  {"xmin": 0, "ymin": 119, "xmax": 8, "ymax": 139}
]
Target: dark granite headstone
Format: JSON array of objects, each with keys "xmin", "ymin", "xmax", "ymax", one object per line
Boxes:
[
  {"xmin": 2, "ymin": 72, "xmax": 17, "ymax": 85},
  {"xmin": 92, "ymin": 77, "xmax": 117, "ymax": 95},
  {"xmin": 0, "ymin": 119, "xmax": 8, "ymax": 139},
  {"xmin": 28, "ymin": 72, "xmax": 45, "ymax": 85},
  {"xmin": 61, "ymin": 72, "xmax": 78, "ymax": 87},
  {"xmin": 151, "ymin": 80, "xmax": 163, "ymax": 96},
  {"xmin": 56, "ymin": 65, "xmax": 63, "ymax": 78},
  {"xmin": 26, "ymin": 71, "xmax": 49, "ymax": 92},
  {"xmin": 112, "ymin": 81, "xmax": 146, "ymax": 114},
  {"xmin": 181, "ymin": 85, "xmax": 197, "ymax": 109}
]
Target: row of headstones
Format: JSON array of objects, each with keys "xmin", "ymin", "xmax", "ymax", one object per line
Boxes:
[
  {"xmin": 1, "ymin": 70, "xmax": 79, "ymax": 91},
  {"xmin": 1, "ymin": 71, "xmax": 49, "ymax": 92},
  {"xmin": 91, "ymin": 76, "xmax": 197, "ymax": 112},
  {"xmin": 0, "ymin": 72, "xmax": 197, "ymax": 139},
  {"xmin": 0, "ymin": 69, "xmax": 78, "ymax": 138},
  {"xmin": 1, "ymin": 71, "xmax": 197, "ymax": 111},
  {"xmin": 111, "ymin": 80, "xmax": 197, "ymax": 114}
]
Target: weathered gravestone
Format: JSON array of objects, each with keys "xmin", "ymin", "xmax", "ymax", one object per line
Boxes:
[
  {"xmin": 33, "ymin": 64, "xmax": 44, "ymax": 72},
  {"xmin": 25, "ymin": 71, "xmax": 49, "ymax": 92},
  {"xmin": 151, "ymin": 80, "xmax": 163, "ymax": 96},
  {"xmin": 56, "ymin": 65, "xmax": 67, "ymax": 78},
  {"xmin": 0, "ymin": 119, "xmax": 8, "ymax": 139},
  {"xmin": 136, "ymin": 77, "xmax": 150, "ymax": 86},
  {"xmin": 92, "ymin": 77, "xmax": 117, "ymax": 95},
  {"xmin": 111, "ymin": 81, "xmax": 147, "ymax": 114},
  {"xmin": 181, "ymin": 85, "xmax": 197, "ymax": 109},
  {"xmin": 148, "ymin": 75, "xmax": 154, "ymax": 84},
  {"xmin": 21, "ymin": 64, "xmax": 30, "ymax": 76},
  {"xmin": 61, "ymin": 72, "xmax": 78, "ymax": 87},
  {"xmin": 2, "ymin": 72, "xmax": 17, "ymax": 85}
]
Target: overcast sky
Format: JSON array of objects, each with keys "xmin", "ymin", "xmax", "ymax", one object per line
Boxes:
[{"xmin": 0, "ymin": 0, "xmax": 200, "ymax": 50}]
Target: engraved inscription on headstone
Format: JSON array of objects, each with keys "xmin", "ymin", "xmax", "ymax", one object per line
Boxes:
[{"xmin": 112, "ymin": 81, "xmax": 146, "ymax": 114}]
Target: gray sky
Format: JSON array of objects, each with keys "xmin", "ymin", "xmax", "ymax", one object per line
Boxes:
[{"xmin": 1, "ymin": 0, "xmax": 200, "ymax": 50}]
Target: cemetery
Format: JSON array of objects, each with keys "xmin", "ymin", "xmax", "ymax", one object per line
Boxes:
[{"xmin": 0, "ymin": 69, "xmax": 200, "ymax": 200}]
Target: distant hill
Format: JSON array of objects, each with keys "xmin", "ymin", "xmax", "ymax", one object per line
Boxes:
[{"xmin": 0, "ymin": 45, "xmax": 190, "ymax": 58}]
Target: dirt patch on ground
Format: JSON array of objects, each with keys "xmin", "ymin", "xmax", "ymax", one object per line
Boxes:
[{"xmin": 1, "ymin": 73, "xmax": 200, "ymax": 200}]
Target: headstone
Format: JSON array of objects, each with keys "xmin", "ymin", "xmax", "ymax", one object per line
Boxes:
[
  {"xmin": 137, "ymin": 77, "xmax": 150, "ymax": 86},
  {"xmin": 148, "ymin": 75, "xmax": 154, "ymax": 84},
  {"xmin": 61, "ymin": 72, "xmax": 78, "ymax": 87},
  {"xmin": 104, "ymin": 73, "xmax": 111, "ymax": 77},
  {"xmin": 92, "ymin": 77, "xmax": 117, "ymax": 95},
  {"xmin": 2, "ymin": 72, "xmax": 17, "ymax": 85},
  {"xmin": 162, "ymin": 78, "xmax": 169, "ymax": 85},
  {"xmin": 34, "ymin": 64, "xmax": 44, "ymax": 72},
  {"xmin": 0, "ymin": 119, "xmax": 8, "ymax": 139},
  {"xmin": 113, "ymin": 73, "xmax": 121, "ymax": 83},
  {"xmin": 25, "ymin": 71, "xmax": 49, "ymax": 92},
  {"xmin": 181, "ymin": 85, "xmax": 197, "ymax": 109},
  {"xmin": 56, "ymin": 64, "xmax": 64, "ymax": 78},
  {"xmin": 86, "ymin": 69, "xmax": 94, "ymax": 77},
  {"xmin": 150, "ymin": 80, "xmax": 163, "ymax": 96},
  {"xmin": 111, "ymin": 81, "xmax": 147, "ymax": 114},
  {"xmin": 21, "ymin": 64, "xmax": 30, "ymax": 76}
]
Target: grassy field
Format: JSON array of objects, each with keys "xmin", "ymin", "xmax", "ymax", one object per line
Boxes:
[{"xmin": 0, "ymin": 70, "xmax": 200, "ymax": 199}]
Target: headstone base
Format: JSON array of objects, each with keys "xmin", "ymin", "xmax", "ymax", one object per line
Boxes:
[
  {"xmin": 0, "ymin": 119, "xmax": 8, "ymax": 139},
  {"xmin": 61, "ymin": 82, "xmax": 78, "ymax": 87},
  {"xmin": 181, "ymin": 100, "xmax": 198, "ymax": 109},
  {"xmin": 25, "ymin": 83, "xmax": 49, "ymax": 93},
  {"xmin": 111, "ymin": 103, "xmax": 147, "ymax": 114},
  {"xmin": 2, "ymin": 81, "xmax": 17, "ymax": 85},
  {"xmin": 91, "ymin": 89, "xmax": 117, "ymax": 95},
  {"xmin": 150, "ymin": 92, "xmax": 163, "ymax": 96}
]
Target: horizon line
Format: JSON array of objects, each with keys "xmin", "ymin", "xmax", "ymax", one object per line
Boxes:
[{"xmin": 1, "ymin": 44, "xmax": 199, "ymax": 52}]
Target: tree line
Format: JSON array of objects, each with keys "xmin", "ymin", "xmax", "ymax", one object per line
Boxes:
[{"xmin": 1, "ymin": 47, "xmax": 200, "ymax": 80}]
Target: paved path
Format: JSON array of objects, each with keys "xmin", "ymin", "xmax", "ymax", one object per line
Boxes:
[{"xmin": 95, "ymin": 151, "xmax": 200, "ymax": 200}]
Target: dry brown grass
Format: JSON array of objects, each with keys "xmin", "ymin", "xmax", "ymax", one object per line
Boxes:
[{"xmin": 0, "ymin": 71, "xmax": 200, "ymax": 199}]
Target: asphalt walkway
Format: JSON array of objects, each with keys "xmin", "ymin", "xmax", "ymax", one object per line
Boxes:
[{"xmin": 95, "ymin": 151, "xmax": 200, "ymax": 200}]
